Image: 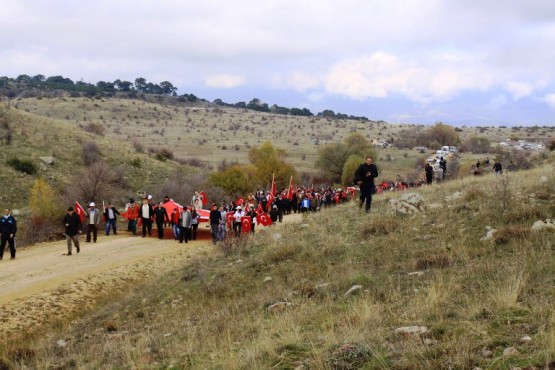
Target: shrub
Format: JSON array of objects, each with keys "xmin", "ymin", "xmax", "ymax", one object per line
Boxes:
[
  {"xmin": 328, "ymin": 343, "xmax": 372, "ymax": 370},
  {"xmin": 83, "ymin": 122, "xmax": 106, "ymax": 136},
  {"xmin": 82, "ymin": 141, "xmax": 101, "ymax": 166},
  {"xmin": 416, "ymin": 254, "xmax": 451, "ymax": 270},
  {"xmin": 6, "ymin": 158, "xmax": 37, "ymax": 174}
]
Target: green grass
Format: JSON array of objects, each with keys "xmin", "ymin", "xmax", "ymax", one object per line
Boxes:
[{"xmin": 3, "ymin": 161, "xmax": 555, "ymax": 369}]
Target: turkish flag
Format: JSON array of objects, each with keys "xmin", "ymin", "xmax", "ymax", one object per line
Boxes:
[
  {"xmin": 236, "ymin": 198, "xmax": 245, "ymax": 207},
  {"xmin": 286, "ymin": 176, "xmax": 294, "ymax": 200},
  {"xmin": 226, "ymin": 211, "xmax": 234, "ymax": 229},
  {"xmin": 74, "ymin": 201, "xmax": 86, "ymax": 222},
  {"xmin": 257, "ymin": 211, "xmax": 272, "ymax": 226},
  {"xmin": 241, "ymin": 216, "xmax": 252, "ymax": 233},
  {"xmin": 267, "ymin": 174, "xmax": 276, "ymax": 204}
]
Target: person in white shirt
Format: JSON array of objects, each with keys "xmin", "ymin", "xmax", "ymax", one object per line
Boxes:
[{"xmin": 233, "ymin": 206, "xmax": 244, "ymax": 237}]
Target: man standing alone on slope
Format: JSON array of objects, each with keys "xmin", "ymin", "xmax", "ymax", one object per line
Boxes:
[{"xmin": 354, "ymin": 156, "xmax": 379, "ymax": 213}]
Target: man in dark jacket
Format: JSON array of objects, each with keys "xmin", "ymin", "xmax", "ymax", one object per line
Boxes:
[
  {"xmin": 103, "ymin": 202, "xmax": 120, "ymax": 236},
  {"xmin": 209, "ymin": 203, "xmax": 222, "ymax": 244},
  {"xmin": 354, "ymin": 156, "xmax": 379, "ymax": 213},
  {"xmin": 62, "ymin": 206, "xmax": 82, "ymax": 255},
  {"xmin": 154, "ymin": 202, "xmax": 170, "ymax": 239},
  {"xmin": 0, "ymin": 208, "xmax": 17, "ymax": 260}
]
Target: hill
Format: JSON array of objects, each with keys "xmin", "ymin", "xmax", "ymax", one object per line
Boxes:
[
  {"xmin": 10, "ymin": 95, "xmax": 555, "ymax": 183},
  {"xmin": 2, "ymin": 161, "xmax": 554, "ymax": 369}
]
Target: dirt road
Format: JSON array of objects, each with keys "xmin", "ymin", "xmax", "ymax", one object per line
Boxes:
[
  {"xmin": 0, "ymin": 229, "xmax": 216, "ymax": 335},
  {"xmin": 0, "ymin": 215, "xmax": 302, "ymax": 336}
]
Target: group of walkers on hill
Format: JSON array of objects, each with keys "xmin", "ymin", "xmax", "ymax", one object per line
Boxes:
[{"xmin": 8, "ymin": 154, "xmax": 479, "ymax": 259}]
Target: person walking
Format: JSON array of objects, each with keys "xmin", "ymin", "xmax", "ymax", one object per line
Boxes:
[
  {"xmin": 0, "ymin": 208, "xmax": 17, "ymax": 260},
  {"xmin": 138, "ymin": 197, "xmax": 154, "ymax": 237},
  {"xmin": 218, "ymin": 204, "xmax": 227, "ymax": 241},
  {"xmin": 85, "ymin": 202, "xmax": 101, "ymax": 243},
  {"xmin": 232, "ymin": 206, "xmax": 244, "ymax": 237},
  {"xmin": 209, "ymin": 203, "xmax": 222, "ymax": 244},
  {"xmin": 246, "ymin": 206, "xmax": 257, "ymax": 234},
  {"xmin": 170, "ymin": 207, "xmax": 180, "ymax": 240},
  {"xmin": 354, "ymin": 156, "xmax": 379, "ymax": 213},
  {"xmin": 439, "ymin": 157, "xmax": 447, "ymax": 180},
  {"xmin": 126, "ymin": 199, "xmax": 139, "ymax": 236},
  {"xmin": 154, "ymin": 202, "xmax": 169, "ymax": 239},
  {"xmin": 179, "ymin": 207, "xmax": 192, "ymax": 243},
  {"xmin": 189, "ymin": 206, "xmax": 201, "ymax": 240},
  {"xmin": 493, "ymin": 159, "xmax": 503, "ymax": 175},
  {"xmin": 103, "ymin": 202, "xmax": 120, "ymax": 236},
  {"xmin": 425, "ymin": 163, "xmax": 434, "ymax": 185},
  {"xmin": 62, "ymin": 206, "xmax": 82, "ymax": 255}
]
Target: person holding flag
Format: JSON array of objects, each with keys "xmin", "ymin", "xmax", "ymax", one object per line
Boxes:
[
  {"xmin": 232, "ymin": 206, "xmax": 244, "ymax": 237},
  {"xmin": 62, "ymin": 206, "xmax": 82, "ymax": 255}
]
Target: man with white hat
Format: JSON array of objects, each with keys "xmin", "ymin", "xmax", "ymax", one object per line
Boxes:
[
  {"xmin": 85, "ymin": 202, "xmax": 101, "ymax": 243},
  {"xmin": 232, "ymin": 205, "xmax": 244, "ymax": 237}
]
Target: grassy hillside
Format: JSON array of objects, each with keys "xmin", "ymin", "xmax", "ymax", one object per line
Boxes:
[
  {"xmin": 13, "ymin": 96, "xmax": 555, "ymax": 183},
  {"xmin": 4, "ymin": 159, "xmax": 555, "ymax": 369},
  {"xmin": 0, "ymin": 103, "xmax": 196, "ymax": 210}
]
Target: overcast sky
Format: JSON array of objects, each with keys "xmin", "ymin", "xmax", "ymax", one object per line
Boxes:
[{"xmin": 1, "ymin": 0, "xmax": 555, "ymax": 126}]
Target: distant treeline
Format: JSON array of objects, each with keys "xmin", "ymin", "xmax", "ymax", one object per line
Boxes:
[{"xmin": 0, "ymin": 75, "xmax": 369, "ymax": 121}]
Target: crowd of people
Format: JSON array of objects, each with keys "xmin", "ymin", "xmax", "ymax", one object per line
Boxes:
[{"xmin": 7, "ymin": 154, "xmax": 497, "ymax": 259}]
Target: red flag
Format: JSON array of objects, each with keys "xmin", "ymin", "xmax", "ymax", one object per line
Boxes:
[
  {"xmin": 235, "ymin": 197, "xmax": 245, "ymax": 206},
  {"xmin": 257, "ymin": 211, "xmax": 273, "ymax": 226},
  {"xmin": 199, "ymin": 191, "xmax": 208, "ymax": 206},
  {"xmin": 74, "ymin": 201, "xmax": 86, "ymax": 222},
  {"xmin": 241, "ymin": 216, "xmax": 252, "ymax": 233},
  {"xmin": 286, "ymin": 176, "xmax": 294, "ymax": 200},
  {"xmin": 226, "ymin": 211, "xmax": 234, "ymax": 229}
]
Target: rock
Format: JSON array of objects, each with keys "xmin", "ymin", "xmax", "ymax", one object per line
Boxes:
[
  {"xmin": 266, "ymin": 301, "xmax": 292, "ymax": 313},
  {"xmin": 429, "ymin": 203, "xmax": 443, "ymax": 209},
  {"xmin": 344, "ymin": 285, "xmax": 363, "ymax": 297},
  {"xmin": 315, "ymin": 283, "xmax": 330, "ymax": 290},
  {"xmin": 395, "ymin": 326, "xmax": 429, "ymax": 336},
  {"xmin": 503, "ymin": 347, "xmax": 518, "ymax": 356},
  {"xmin": 481, "ymin": 228, "xmax": 497, "ymax": 241},
  {"xmin": 408, "ymin": 271, "xmax": 425, "ymax": 276},
  {"xmin": 481, "ymin": 348, "xmax": 493, "ymax": 358},
  {"xmin": 445, "ymin": 191, "xmax": 463, "ymax": 202},
  {"xmin": 520, "ymin": 335, "xmax": 532, "ymax": 343},
  {"xmin": 272, "ymin": 233, "xmax": 282, "ymax": 241},
  {"xmin": 424, "ymin": 338, "xmax": 437, "ymax": 346},
  {"xmin": 389, "ymin": 193, "xmax": 425, "ymax": 214},
  {"xmin": 39, "ymin": 156, "xmax": 55, "ymax": 165},
  {"xmin": 301, "ymin": 224, "xmax": 310, "ymax": 228},
  {"xmin": 56, "ymin": 339, "xmax": 67, "ymax": 348},
  {"xmin": 263, "ymin": 276, "xmax": 272, "ymax": 283},
  {"xmin": 236, "ymin": 259, "xmax": 243, "ymax": 264},
  {"xmin": 539, "ymin": 176, "xmax": 548, "ymax": 183},
  {"xmin": 531, "ymin": 219, "xmax": 555, "ymax": 231}
]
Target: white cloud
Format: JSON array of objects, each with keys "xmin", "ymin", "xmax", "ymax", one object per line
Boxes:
[
  {"xmin": 205, "ymin": 74, "xmax": 246, "ymax": 89},
  {"xmin": 542, "ymin": 93, "xmax": 555, "ymax": 107},
  {"xmin": 324, "ymin": 51, "xmax": 494, "ymax": 103},
  {"xmin": 504, "ymin": 81, "xmax": 535, "ymax": 100},
  {"xmin": 272, "ymin": 72, "xmax": 320, "ymax": 91}
]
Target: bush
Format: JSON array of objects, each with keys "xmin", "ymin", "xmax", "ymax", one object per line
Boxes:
[
  {"xmin": 6, "ymin": 158, "xmax": 37, "ymax": 174},
  {"xmin": 83, "ymin": 122, "xmax": 106, "ymax": 136},
  {"xmin": 82, "ymin": 141, "xmax": 101, "ymax": 166}
]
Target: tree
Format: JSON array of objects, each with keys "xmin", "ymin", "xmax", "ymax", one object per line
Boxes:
[
  {"xmin": 315, "ymin": 132, "xmax": 376, "ymax": 183},
  {"xmin": 319, "ymin": 109, "xmax": 336, "ymax": 118},
  {"xmin": 248, "ymin": 141, "xmax": 296, "ymax": 189},
  {"xmin": 160, "ymin": 81, "xmax": 177, "ymax": 95},
  {"xmin": 418, "ymin": 122, "xmax": 460, "ymax": 148},
  {"xmin": 114, "ymin": 79, "xmax": 133, "ymax": 92},
  {"xmin": 459, "ymin": 136, "xmax": 491, "ymax": 154},
  {"xmin": 29, "ymin": 178, "xmax": 62, "ymax": 221},
  {"xmin": 134, "ymin": 77, "xmax": 147, "ymax": 92},
  {"xmin": 209, "ymin": 165, "xmax": 253, "ymax": 196}
]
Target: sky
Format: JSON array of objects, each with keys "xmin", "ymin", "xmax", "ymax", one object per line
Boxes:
[{"xmin": 1, "ymin": 0, "xmax": 555, "ymax": 126}]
